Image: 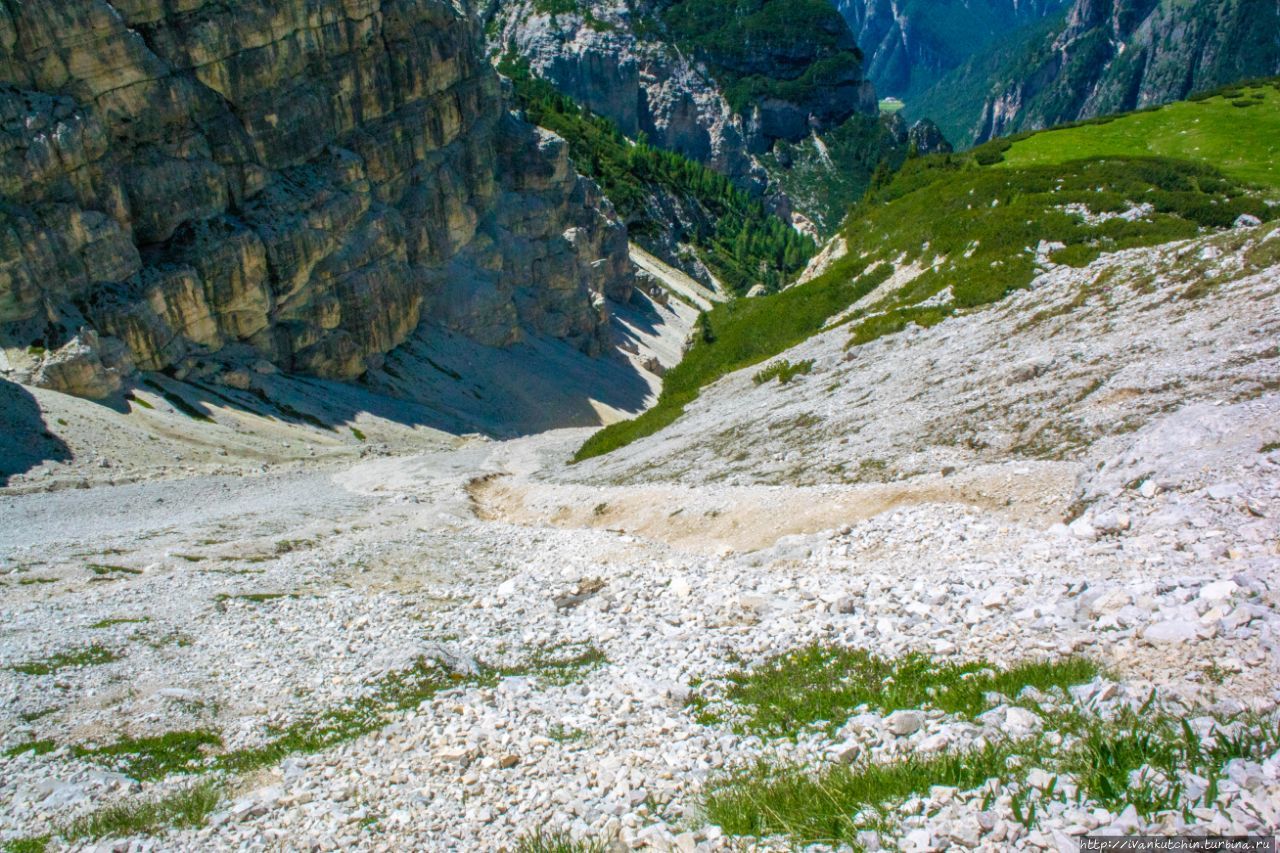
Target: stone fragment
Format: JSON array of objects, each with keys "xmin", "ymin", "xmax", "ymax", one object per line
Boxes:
[
  {"xmin": 1142, "ymin": 620, "xmax": 1199, "ymax": 644},
  {"xmin": 885, "ymin": 710, "xmax": 925, "ymax": 736},
  {"xmin": 1199, "ymin": 580, "xmax": 1238, "ymax": 602}
]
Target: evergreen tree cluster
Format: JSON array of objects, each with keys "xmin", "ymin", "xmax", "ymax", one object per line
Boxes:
[{"xmin": 500, "ymin": 54, "xmax": 814, "ymax": 293}]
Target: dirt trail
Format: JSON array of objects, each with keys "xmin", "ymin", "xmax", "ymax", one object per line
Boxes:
[{"xmin": 468, "ymin": 460, "xmax": 1079, "ymax": 554}]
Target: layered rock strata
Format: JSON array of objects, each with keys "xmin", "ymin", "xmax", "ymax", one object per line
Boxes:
[{"xmin": 0, "ymin": 0, "xmax": 632, "ymax": 397}]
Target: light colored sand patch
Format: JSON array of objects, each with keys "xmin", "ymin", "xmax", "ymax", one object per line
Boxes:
[
  {"xmin": 629, "ymin": 244, "xmax": 724, "ymax": 311},
  {"xmin": 468, "ymin": 461, "xmax": 1078, "ymax": 554},
  {"xmin": 796, "ymin": 234, "xmax": 847, "ymax": 284}
]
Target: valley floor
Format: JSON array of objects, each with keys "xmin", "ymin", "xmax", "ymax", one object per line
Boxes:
[{"xmin": 1, "ymin": 228, "xmax": 1279, "ymax": 852}]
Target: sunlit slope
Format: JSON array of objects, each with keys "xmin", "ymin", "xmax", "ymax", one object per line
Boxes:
[
  {"xmin": 997, "ymin": 80, "xmax": 1280, "ymax": 188},
  {"xmin": 574, "ymin": 85, "xmax": 1280, "ymax": 462}
]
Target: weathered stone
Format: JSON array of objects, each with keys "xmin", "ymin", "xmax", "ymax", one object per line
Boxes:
[
  {"xmin": 0, "ymin": 0, "xmax": 633, "ymax": 395},
  {"xmin": 1142, "ymin": 620, "xmax": 1199, "ymax": 645},
  {"xmin": 31, "ymin": 329, "xmax": 133, "ymax": 399},
  {"xmin": 885, "ymin": 710, "xmax": 924, "ymax": 736}
]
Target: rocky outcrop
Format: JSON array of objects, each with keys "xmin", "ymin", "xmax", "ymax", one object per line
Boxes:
[
  {"xmin": 834, "ymin": 0, "xmax": 1068, "ymax": 97},
  {"xmin": 883, "ymin": 114, "xmax": 952, "ymax": 156},
  {"xmin": 0, "ymin": 0, "xmax": 632, "ymax": 398},
  {"xmin": 489, "ymin": 0, "xmax": 769, "ymax": 192},
  {"xmin": 489, "ymin": 0, "xmax": 876, "ymax": 190},
  {"xmin": 970, "ymin": 0, "xmax": 1280, "ymax": 142}
]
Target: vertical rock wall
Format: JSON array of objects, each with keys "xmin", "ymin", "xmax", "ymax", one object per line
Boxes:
[{"xmin": 0, "ymin": 0, "xmax": 632, "ymax": 396}]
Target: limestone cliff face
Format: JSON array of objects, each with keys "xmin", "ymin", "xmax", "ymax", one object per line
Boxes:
[
  {"xmin": 0, "ymin": 0, "xmax": 631, "ymax": 397},
  {"xmin": 971, "ymin": 0, "xmax": 1280, "ymax": 142},
  {"xmin": 835, "ymin": 0, "xmax": 1068, "ymax": 98},
  {"xmin": 489, "ymin": 0, "xmax": 769, "ymax": 193},
  {"xmin": 490, "ymin": 0, "xmax": 877, "ymax": 194}
]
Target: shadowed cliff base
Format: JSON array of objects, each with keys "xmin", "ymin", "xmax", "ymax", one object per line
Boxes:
[
  {"xmin": 0, "ymin": 285, "xmax": 694, "ymax": 494},
  {"xmin": 0, "ymin": 380, "xmax": 72, "ymax": 486},
  {"xmin": 365, "ymin": 330, "xmax": 657, "ymax": 438}
]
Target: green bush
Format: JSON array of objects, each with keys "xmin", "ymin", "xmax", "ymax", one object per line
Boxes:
[{"xmin": 752, "ymin": 359, "xmax": 814, "ymax": 385}]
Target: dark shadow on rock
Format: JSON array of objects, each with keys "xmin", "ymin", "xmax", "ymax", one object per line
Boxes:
[
  {"xmin": 619, "ymin": 288, "xmax": 665, "ymax": 336},
  {"xmin": 0, "ymin": 313, "xmax": 658, "ymax": 463},
  {"xmin": 363, "ymin": 322, "xmax": 656, "ymax": 437},
  {"xmin": 124, "ymin": 320, "xmax": 656, "ymax": 442},
  {"xmin": 0, "ymin": 380, "xmax": 72, "ymax": 485},
  {"xmin": 134, "ymin": 370, "xmax": 472, "ymax": 440}
]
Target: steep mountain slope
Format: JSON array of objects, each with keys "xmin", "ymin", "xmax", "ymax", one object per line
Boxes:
[
  {"xmin": 489, "ymin": 0, "xmax": 876, "ymax": 177},
  {"xmin": 488, "ymin": 0, "xmax": 949, "ymax": 238},
  {"xmin": 487, "ymin": 0, "xmax": 766, "ymax": 192},
  {"xmin": 574, "ymin": 81, "xmax": 1280, "ymax": 461},
  {"xmin": 501, "ymin": 60, "xmax": 817, "ymax": 293},
  {"xmin": 912, "ymin": 0, "xmax": 1280, "ymax": 146},
  {"xmin": 657, "ymin": 0, "xmax": 877, "ymax": 145},
  {"xmin": 834, "ymin": 0, "xmax": 1069, "ymax": 98},
  {"xmin": 0, "ymin": 0, "xmax": 633, "ymax": 402},
  {"xmin": 763, "ymin": 110, "xmax": 953, "ymax": 235}
]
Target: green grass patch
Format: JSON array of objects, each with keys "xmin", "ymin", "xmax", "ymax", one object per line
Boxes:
[
  {"xmin": 688, "ymin": 644, "xmax": 1098, "ymax": 737},
  {"xmin": 12, "ymin": 644, "xmax": 120, "ymax": 675},
  {"xmin": 997, "ymin": 81, "xmax": 1280, "ymax": 189},
  {"xmin": 17, "ymin": 577, "xmax": 57, "ymax": 586},
  {"xmin": 574, "ymin": 259, "xmax": 892, "ymax": 460},
  {"xmin": 706, "ymin": 737, "xmax": 1028, "ymax": 844},
  {"xmin": 90, "ymin": 617, "xmax": 150, "ymax": 629},
  {"xmin": 753, "ymin": 359, "xmax": 814, "ymax": 385},
  {"xmin": 18, "ymin": 708, "xmax": 57, "ymax": 722},
  {"xmin": 3, "ymin": 836, "xmax": 50, "ymax": 853},
  {"xmin": 72, "ymin": 730, "xmax": 222, "ymax": 781},
  {"xmin": 274, "ymin": 538, "xmax": 313, "ymax": 554},
  {"xmin": 66, "ymin": 645, "xmax": 596, "ymax": 787},
  {"xmin": 527, "ymin": 642, "xmax": 607, "ymax": 686},
  {"xmin": 547, "ymin": 723, "xmax": 589, "ymax": 743},
  {"xmin": 62, "ymin": 780, "xmax": 222, "ymax": 842},
  {"xmin": 214, "ymin": 592, "xmax": 293, "ymax": 605},
  {"xmin": 87, "ymin": 563, "xmax": 142, "ymax": 576},
  {"xmin": 214, "ymin": 655, "xmax": 479, "ymax": 774},
  {"xmin": 124, "ymin": 391, "xmax": 154, "ymax": 410},
  {"xmin": 4, "ymin": 739, "xmax": 56, "ymax": 757},
  {"xmin": 704, "ymin": 694, "xmax": 1280, "ymax": 847},
  {"xmin": 515, "ymin": 829, "xmax": 608, "ymax": 853},
  {"xmin": 216, "ymin": 646, "xmax": 593, "ymax": 775},
  {"xmin": 848, "ymin": 305, "xmax": 952, "ymax": 346},
  {"xmin": 350, "ymin": 427, "xmax": 366, "ymax": 442}
]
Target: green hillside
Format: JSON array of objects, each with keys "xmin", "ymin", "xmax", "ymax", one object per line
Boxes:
[
  {"xmin": 903, "ymin": 12, "xmax": 1064, "ymax": 144},
  {"xmin": 575, "ymin": 87, "xmax": 1279, "ymax": 461},
  {"xmin": 997, "ymin": 80, "xmax": 1280, "ymax": 188}
]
